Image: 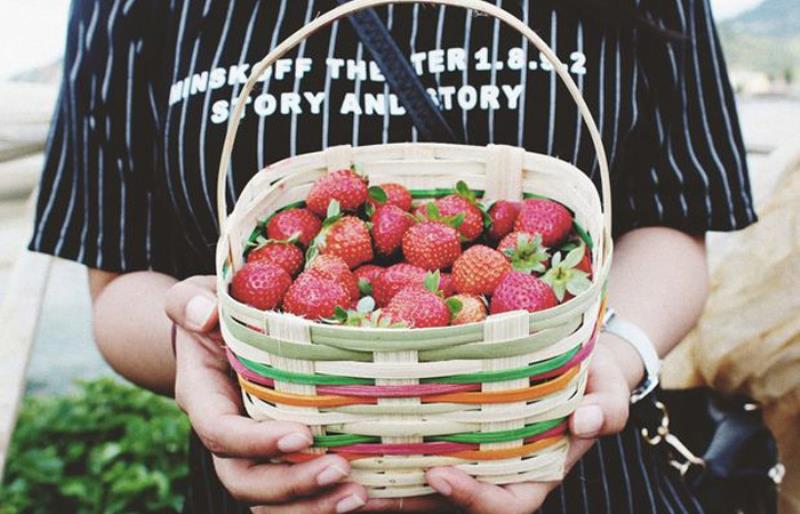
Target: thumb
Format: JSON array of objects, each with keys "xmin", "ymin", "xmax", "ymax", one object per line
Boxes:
[
  {"xmin": 570, "ymin": 350, "xmax": 631, "ymax": 439},
  {"xmin": 165, "ymin": 276, "xmax": 219, "ymax": 332}
]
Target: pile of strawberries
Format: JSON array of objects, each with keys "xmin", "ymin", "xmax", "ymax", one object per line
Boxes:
[{"xmin": 230, "ymin": 168, "xmax": 593, "ymax": 328}]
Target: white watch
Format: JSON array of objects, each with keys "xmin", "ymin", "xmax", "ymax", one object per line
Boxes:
[{"xmin": 602, "ymin": 307, "xmax": 662, "ymax": 403}]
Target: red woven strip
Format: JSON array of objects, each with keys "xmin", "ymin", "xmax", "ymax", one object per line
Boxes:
[
  {"xmin": 331, "ymin": 441, "xmax": 473, "ymax": 455},
  {"xmin": 523, "ymin": 423, "xmax": 569, "ymax": 443}
]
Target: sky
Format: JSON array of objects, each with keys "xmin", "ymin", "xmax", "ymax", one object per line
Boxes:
[{"xmin": 0, "ymin": 0, "xmax": 767, "ymax": 80}]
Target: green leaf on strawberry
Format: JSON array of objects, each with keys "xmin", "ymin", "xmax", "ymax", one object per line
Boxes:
[
  {"xmin": 368, "ymin": 186, "xmax": 388, "ymax": 204},
  {"xmin": 542, "ymin": 245, "xmax": 592, "ymax": 302}
]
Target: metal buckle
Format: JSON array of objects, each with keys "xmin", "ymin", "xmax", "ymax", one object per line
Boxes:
[{"xmin": 640, "ymin": 401, "xmax": 706, "ymax": 477}]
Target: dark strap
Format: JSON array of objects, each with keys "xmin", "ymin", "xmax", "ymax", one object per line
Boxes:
[{"xmin": 335, "ymin": 0, "xmax": 461, "ymax": 143}]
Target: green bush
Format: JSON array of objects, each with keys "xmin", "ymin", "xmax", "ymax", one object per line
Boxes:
[{"xmin": 0, "ymin": 379, "xmax": 190, "ymax": 514}]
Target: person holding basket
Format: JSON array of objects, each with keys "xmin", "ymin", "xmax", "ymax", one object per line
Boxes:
[{"xmin": 30, "ymin": 0, "xmax": 756, "ymax": 513}]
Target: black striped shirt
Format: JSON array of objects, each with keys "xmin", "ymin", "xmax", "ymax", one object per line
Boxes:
[{"xmin": 30, "ymin": 1, "xmax": 756, "ymax": 512}]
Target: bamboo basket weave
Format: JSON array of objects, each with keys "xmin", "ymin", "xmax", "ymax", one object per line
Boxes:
[{"xmin": 215, "ymin": 0, "xmax": 613, "ymax": 498}]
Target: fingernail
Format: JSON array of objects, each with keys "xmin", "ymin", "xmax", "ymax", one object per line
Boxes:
[
  {"xmin": 316, "ymin": 464, "xmax": 347, "ymax": 486},
  {"xmin": 335, "ymin": 493, "xmax": 366, "ymax": 513},
  {"xmin": 186, "ymin": 295, "xmax": 215, "ymax": 329},
  {"xmin": 277, "ymin": 432, "xmax": 313, "ymax": 453},
  {"xmin": 427, "ymin": 475, "xmax": 453, "ymax": 496},
  {"xmin": 573, "ymin": 405, "xmax": 604, "ymax": 437}
]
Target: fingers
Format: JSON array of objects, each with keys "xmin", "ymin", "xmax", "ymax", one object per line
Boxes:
[
  {"xmin": 215, "ymin": 454, "xmax": 359, "ymax": 506},
  {"xmin": 426, "ymin": 467, "xmax": 549, "ymax": 514},
  {"xmin": 165, "ymin": 275, "xmax": 218, "ymax": 332},
  {"xmin": 248, "ymin": 482, "xmax": 367, "ymax": 514},
  {"xmin": 570, "ymin": 346, "xmax": 631, "ymax": 439},
  {"xmin": 174, "ymin": 329, "xmax": 313, "ymax": 459},
  {"xmin": 361, "ymin": 495, "xmax": 458, "ymax": 513}
]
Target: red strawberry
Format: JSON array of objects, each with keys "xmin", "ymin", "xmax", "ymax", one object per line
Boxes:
[
  {"xmin": 368, "ymin": 183, "xmax": 413, "ymax": 211},
  {"xmin": 449, "ymin": 294, "xmax": 487, "ymax": 325},
  {"xmin": 230, "ymin": 262, "xmax": 292, "ymax": 311},
  {"xmin": 307, "ymin": 254, "xmax": 359, "ymax": 301},
  {"xmin": 371, "ymin": 205, "xmax": 414, "ymax": 256},
  {"xmin": 576, "ymin": 245, "xmax": 592, "ymax": 276},
  {"xmin": 266, "ymin": 208, "xmax": 321, "ymax": 248},
  {"xmin": 402, "ymin": 221, "xmax": 462, "ymax": 271},
  {"xmin": 498, "ymin": 231, "xmax": 550, "ymax": 274},
  {"xmin": 306, "ymin": 168, "xmax": 369, "ymax": 216},
  {"xmin": 452, "ymin": 245, "xmax": 511, "ymax": 295},
  {"xmin": 488, "ymin": 200, "xmax": 521, "ymax": 241},
  {"xmin": 353, "ymin": 264, "xmax": 385, "ymax": 296},
  {"xmin": 317, "ymin": 215, "xmax": 373, "ymax": 269},
  {"xmin": 372, "ymin": 263, "xmax": 426, "ymax": 306},
  {"xmin": 490, "ymin": 271, "xmax": 558, "ymax": 314},
  {"xmin": 513, "ymin": 199, "xmax": 573, "ymax": 247},
  {"xmin": 438, "ymin": 272, "xmax": 455, "ymax": 297},
  {"xmin": 283, "ymin": 271, "xmax": 350, "ymax": 320},
  {"xmin": 380, "ymin": 287, "xmax": 453, "ymax": 328},
  {"xmin": 542, "ymin": 245, "xmax": 593, "ymax": 302},
  {"xmin": 246, "ymin": 241, "xmax": 304, "ymax": 276},
  {"xmin": 430, "ymin": 181, "xmax": 485, "ymax": 241}
]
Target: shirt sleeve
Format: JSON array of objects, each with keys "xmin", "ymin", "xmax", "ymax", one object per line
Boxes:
[
  {"xmin": 613, "ymin": 0, "xmax": 758, "ymax": 236},
  {"xmin": 29, "ymin": 0, "xmax": 167, "ymax": 273}
]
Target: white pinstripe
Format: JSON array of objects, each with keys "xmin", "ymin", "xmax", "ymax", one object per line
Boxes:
[
  {"xmin": 381, "ymin": 6, "xmax": 394, "ymax": 144},
  {"xmin": 410, "ymin": 3, "xmax": 419, "ymax": 142},
  {"xmin": 571, "ymin": 20, "xmax": 584, "ymax": 165},
  {"xmin": 257, "ymin": 0, "xmax": 289, "ymax": 169},
  {"xmin": 461, "ymin": 9, "xmax": 473, "ymax": 143},
  {"xmin": 546, "ymin": 10, "xmax": 557, "ymax": 154},
  {"xmin": 517, "ymin": 0, "xmax": 529, "ymax": 148},
  {"xmin": 632, "ymin": 427, "xmax": 661, "ymax": 514},
  {"xmin": 488, "ymin": 0, "xmax": 501, "ymax": 144},
  {"xmin": 290, "ymin": 0, "xmax": 316, "ymax": 156},
  {"xmin": 322, "ymin": 20, "xmax": 340, "ymax": 149}
]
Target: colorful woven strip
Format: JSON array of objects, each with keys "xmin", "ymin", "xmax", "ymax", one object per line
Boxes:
[
  {"xmin": 237, "ymin": 366, "xmax": 580, "ymax": 408},
  {"xmin": 283, "ymin": 432, "xmax": 567, "ymax": 463}
]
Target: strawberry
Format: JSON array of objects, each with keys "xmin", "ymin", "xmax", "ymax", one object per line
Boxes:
[
  {"xmin": 246, "ymin": 240, "xmax": 304, "ymax": 276},
  {"xmin": 371, "ymin": 204, "xmax": 414, "ymax": 256},
  {"xmin": 576, "ymin": 245, "xmax": 592, "ymax": 276},
  {"xmin": 452, "ymin": 245, "xmax": 511, "ymax": 295},
  {"xmin": 449, "ymin": 294, "xmax": 487, "ymax": 325},
  {"xmin": 432, "ymin": 181, "xmax": 485, "ymax": 241},
  {"xmin": 402, "ymin": 221, "xmax": 462, "ymax": 271},
  {"xmin": 490, "ymin": 271, "xmax": 558, "ymax": 314},
  {"xmin": 266, "ymin": 208, "xmax": 321, "ymax": 248},
  {"xmin": 353, "ymin": 264, "xmax": 385, "ymax": 296},
  {"xmin": 306, "ymin": 168, "xmax": 369, "ymax": 216},
  {"xmin": 438, "ymin": 272, "xmax": 455, "ymax": 297},
  {"xmin": 542, "ymin": 245, "xmax": 593, "ymax": 302},
  {"xmin": 487, "ymin": 200, "xmax": 521, "ymax": 241},
  {"xmin": 312, "ymin": 201, "xmax": 373, "ymax": 269},
  {"xmin": 329, "ymin": 297, "xmax": 384, "ymax": 327},
  {"xmin": 283, "ymin": 271, "xmax": 350, "ymax": 320},
  {"xmin": 306, "ymin": 254, "xmax": 359, "ymax": 301},
  {"xmin": 372, "ymin": 263, "xmax": 426, "ymax": 306},
  {"xmin": 498, "ymin": 232, "xmax": 550, "ymax": 274},
  {"xmin": 367, "ymin": 183, "xmax": 413, "ymax": 212},
  {"xmin": 230, "ymin": 262, "xmax": 292, "ymax": 311},
  {"xmin": 513, "ymin": 199, "xmax": 573, "ymax": 247},
  {"xmin": 380, "ymin": 286, "xmax": 458, "ymax": 328}
]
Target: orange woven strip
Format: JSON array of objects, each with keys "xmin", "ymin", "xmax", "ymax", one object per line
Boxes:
[
  {"xmin": 282, "ymin": 435, "xmax": 566, "ymax": 463},
  {"xmin": 422, "ymin": 366, "xmax": 579, "ymax": 404},
  {"xmin": 447, "ymin": 435, "xmax": 565, "ymax": 460},
  {"xmin": 238, "ymin": 375, "xmax": 376, "ymax": 407}
]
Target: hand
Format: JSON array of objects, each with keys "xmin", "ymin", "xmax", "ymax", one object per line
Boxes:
[
  {"xmin": 165, "ymin": 276, "xmax": 368, "ymax": 513},
  {"xmin": 424, "ymin": 340, "xmax": 632, "ymax": 514}
]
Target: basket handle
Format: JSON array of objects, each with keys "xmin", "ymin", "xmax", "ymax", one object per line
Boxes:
[{"xmin": 216, "ymin": 0, "xmax": 612, "ymax": 235}]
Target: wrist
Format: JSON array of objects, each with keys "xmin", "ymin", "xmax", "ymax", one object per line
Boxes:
[{"xmin": 600, "ymin": 333, "xmax": 646, "ymax": 393}]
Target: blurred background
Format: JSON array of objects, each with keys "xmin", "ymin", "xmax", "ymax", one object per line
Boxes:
[{"xmin": 0, "ymin": 0, "xmax": 797, "ymax": 512}]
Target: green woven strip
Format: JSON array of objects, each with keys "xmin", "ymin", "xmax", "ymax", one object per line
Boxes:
[
  {"xmin": 313, "ymin": 418, "xmax": 566, "ymax": 447},
  {"xmin": 573, "ymin": 220, "xmax": 594, "ymax": 251},
  {"xmin": 236, "ymin": 343, "xmax": 579, "ymax": 386},
  {"xmin": 422, "ymin": 344, "xmax": 580, "ymax": 384},
  {"xmin": 430, "ymin": 418, "xmax": 565, "ymax": 444},
  {"xmin": 409, "ymin": 188, "xmax": 485, "ymax": 199},
  {"xmin": 314, "ymin": 433, "xmax": 378, "ymax": 447},
  {"xmin": 237, "ymin": 355, "xmax": 373, "ymax": 385}
]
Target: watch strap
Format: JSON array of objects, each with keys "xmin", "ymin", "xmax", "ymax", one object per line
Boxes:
[{"xmin": 602, "ymin": 307, "xmax": 662, "ymax": 403}]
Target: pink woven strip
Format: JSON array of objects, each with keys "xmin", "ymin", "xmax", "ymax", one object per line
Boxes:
[
  {"xmin": 331, "ymin": 441, "xmax": 473, "ymax": 455},
  {"xmin": 227, "ymin": 349, "xmax": 277, "ymax": 387},
  {"xmin": 320, "ymin": 383, "xmax": 479, "ymax": 397}
]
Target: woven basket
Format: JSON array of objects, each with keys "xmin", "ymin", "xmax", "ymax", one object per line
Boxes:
[{"xmin": 215, "ymin": 0, "xmax": 613, "ymax": 499}]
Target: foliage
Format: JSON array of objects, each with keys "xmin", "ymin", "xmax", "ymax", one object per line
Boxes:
[{"xmin": 0, "ymin": 379, "xmax": 190, "ymax": 514}]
